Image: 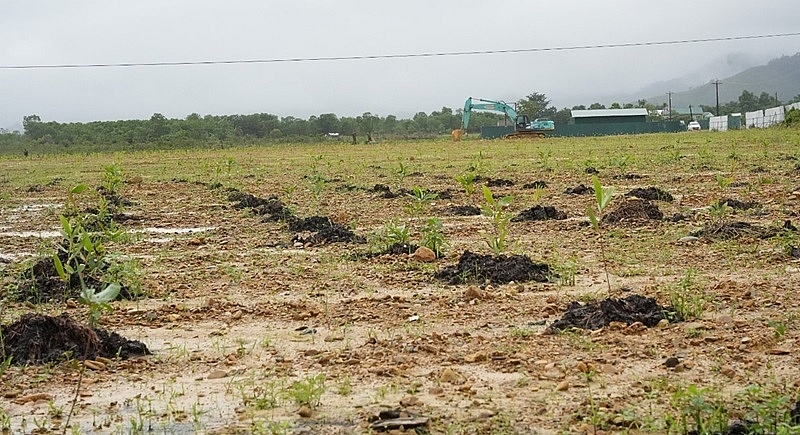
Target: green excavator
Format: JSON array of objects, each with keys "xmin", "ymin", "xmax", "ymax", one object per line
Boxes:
[{"xmin": 461, "ymin": 97, "xmax": 555, "ymax": 139}]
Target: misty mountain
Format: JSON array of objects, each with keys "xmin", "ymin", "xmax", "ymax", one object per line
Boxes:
[{"xmin": 642, "ymin": 52, "xmax": 800, "ymax": 109}]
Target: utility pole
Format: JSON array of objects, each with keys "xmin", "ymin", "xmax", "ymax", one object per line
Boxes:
[
  {"xmin": 712, "ymin": 79, "xmax": 722, "ymax": 115},
  {"xmin": 667, "ymin": 92, "xmax": 673, "ymax": 119}
]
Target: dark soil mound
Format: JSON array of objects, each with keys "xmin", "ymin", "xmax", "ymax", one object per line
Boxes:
[
  {"xmin": 626, "ymin": 187, "xmax": 673, "ymax": 202},
  {"xmin": 228, "ymin": 191, "xmax": 293, "ymax": 222},
  {"xmin": 511, "ymin": 205, "xmax": 567, "ymax": 222},
  {"xmin": 485, "ymin": 178, "xmax": 514, "ymax": 188},
  {"xmin": 548, "ymin": 294, "xmax": 674, "ymax": 332},
  {"xmin": 436, "ymin": 250, "xmax": 550, "ymax": 284},
  {"xmin": 585, "ymin": 167, "xmax": 599, "ymax": 175},
  {"xmin": 447, "ymin": 205, "xmax": 482, "ymax": 216},
  {"xmin": 602, "ymin": 199, "xmax": 663, "ymax": 224},
  {"xmin": 371, "ymin": 184, "xmax": 406, "ymax": 199},
  {"xmin": 522, "ymin": 181, "xmax": 548, "ymax": 189},
  {"xmin": 1, "ymin": 313, "xmax": 150, "ymax": 365},
  {"xmin": 696, "ymin": 221, "xmax": 778, "ymax": 240},
  {"xmin": 289, "ymin": 216, "xmax": 365, "ymax": 245},
  {"xmin": 614, "ymin": 173, "xmax": 645, "ymax": 180},
  {"xmin": 565, "ymin": 184, "xmax": 594, "ymax": 195},
  {"xmin": 719, "ymin": 197, "xmax": 759, "ymax": 210}
]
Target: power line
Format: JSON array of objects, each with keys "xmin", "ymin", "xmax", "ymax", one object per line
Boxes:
[{"xmin": 2, "ymin": 32, "xmax": 799, "ymax": 70}]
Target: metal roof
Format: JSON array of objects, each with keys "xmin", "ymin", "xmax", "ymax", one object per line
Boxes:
[{"xmin": 571, "ymin": 109, "xmax": 648, "ymax": 118}]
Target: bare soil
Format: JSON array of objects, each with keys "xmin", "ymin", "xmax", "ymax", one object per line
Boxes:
[{"xmin": 3, "ymin": 133, "xmax": 800, "ymax": 433}]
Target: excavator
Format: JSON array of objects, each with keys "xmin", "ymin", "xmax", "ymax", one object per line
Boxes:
[{"xmin": 457, "ymin": 97, "xmax": 555, "ymax": 140}]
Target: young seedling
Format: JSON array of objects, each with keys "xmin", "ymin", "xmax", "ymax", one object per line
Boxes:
[
  {"xmin": 586, "ymin": 175, "xmax": 614, "ymax": 293},
  {"xmin": 420, "ymin": 218, "xmax": 447, "ymax": 258},
  {"xmin": 455, "ymin": 172, "xmax": 477, "ymax": 195},
  {"xmin": 406, "ymin": 186, "xmax": 437, "ymax": 216},
  {"xmin": 481, "ymin": 186, "xmax": 513, "ymax": 255}
]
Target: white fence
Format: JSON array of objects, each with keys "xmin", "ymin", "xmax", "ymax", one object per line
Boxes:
[
  {"xmin": 709, "ymin": 115, "xmax": 728, "ymax": 131},
  {"xmin": 743, "ymin": 103, "xmax": 798, "ymax": 129}
]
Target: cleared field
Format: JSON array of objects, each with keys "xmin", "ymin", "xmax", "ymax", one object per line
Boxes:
[{"xmin": 2, "ymin": 129, "xmax": 800, "ymax": 434}]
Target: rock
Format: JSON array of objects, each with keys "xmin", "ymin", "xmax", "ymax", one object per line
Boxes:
[
  {"xmin": 96, "ymin": 356, "xmax": 114, "ymax": 365},
  {"xmin": 679, "ymin": 236, "xmax": 699, "ymax": 243},
  {"xmin": 84, "ymin": 360, "xmax": 106, "ymax": 371},
  {"xmin": 664, "ymin": 357, "xmax": 680, "ymax": 368},
  {"xmin": 673, "ymin": 363, "xmax": 688, "ymax": 372},
  {"xmin": 231, "ymin": 310, "xmax": 243, "ymax": 320},
  {"xmin": 412, "ymin": 246, "xmax": 437, "ymax": 262},
  {"xmin": 464, "ymin": 286, "xmax": 483, "ymax": 301},
  {"xmin": 656, "ymin": 319, "xmax": 669, "ymax": 328},
  {"xmin": 464, "ymin": 351, "xmax": 488, "ymax": 363},
  {"xmin": 429, "ymin": 387, "xmax": 444, "ymax": 395},
  {"xmin": 324, "ymin": 335, "xmax": 344, "ymax": 342},
  {"xmin": 439, "ymin": 368, "xmax": 463, "ymax": 384},
  {"xmin": 298, "ymin": 405, "xmax": 313, "ymax": 418},
  {"xmin": 720, "ymin": 366, "xmax": 736, "ymax": 378},
  {"xmin": 768, "ymin": 347, "xmax": 791, "ymax": 355},
  {"xmin": 555, "ymin": 380, "xmax": 570, "ymax": 391},
  {"xmin": 207, "ymin": 370, "xmax": 229, "ymax": 380},
  {"xmin": 399, "ymin": 395, "xmax": 422, "ymax": 407}
]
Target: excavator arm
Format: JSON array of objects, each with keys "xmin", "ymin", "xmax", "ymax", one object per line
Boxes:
[{"xmin": 462, "ymin": 97, "xmax": 519, "ymax": 131}]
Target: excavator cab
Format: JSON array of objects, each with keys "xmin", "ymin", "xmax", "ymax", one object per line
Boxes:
[{"xmin": 515, "ymin": 115, "xmax": 529, "ymax": 131}]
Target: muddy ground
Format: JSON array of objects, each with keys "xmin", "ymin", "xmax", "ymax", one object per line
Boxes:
[{"xmin": 2, "ymin": 133, "xmax": 800, "ymax": 434}]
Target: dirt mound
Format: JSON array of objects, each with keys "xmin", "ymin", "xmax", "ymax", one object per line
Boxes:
[
  {"xmin": 601, "ymin": 199, "xmax": 663, "ymax": 224},
  {"xmin": 697, "ymin": 221, "xmax": 779, "ymax": 240},
  {"xmin": 511, "ymin": 205, "xmax": 567, "ymax": 222},
  {"xmin": 228, "ymin": 191, "xmax": 294, "ymax": 222},
  {"xmin": 1, "ymin": 313, "xmax": 150, "ymax": 365},
  {"xmin": 548, "ymin": 294, "xmax": 674, "ymax": 332},
  {"xmin": 585, "ymin": 167, "xmax": 599, "ymax": 175},
  {"xmin": 565, "ymin": 184, "xmax": 594, "ymax": 195},
  {"xmin": 485, "ymin": 178, "xmax": 514, "ymax": 187},
  {"xmin": 436, "ymin": 250, "xmax": 550, "ymax": 284},
  {"xmin": 289, "ymin": 216, "xmax": 364, "ymax": 245},
  {"xmin": 626, "ymin": 187, "xmax": 673, "ymax": 202},
  {"xmin": 447, "ymin": 205, "xmax": 482, "ymax": 216},
  {"xmin": 522, "ymin": 181, "xmax": 548, "ymax": 189},
  {"xmin": 614, "ymin": 173, "xmax": 645, "ymax": 180},
  {"xmin": 371, "ymin": 184, "xmax": 404, "ymax": 199},
  {"xmin": 719, "ymin": 197, "xmax": 759, "ymax": 210}
]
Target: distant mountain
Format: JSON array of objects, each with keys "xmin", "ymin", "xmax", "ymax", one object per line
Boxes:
[{"xmin": 644, "ymin": 53, "xmax": 800, "ymax": 109}]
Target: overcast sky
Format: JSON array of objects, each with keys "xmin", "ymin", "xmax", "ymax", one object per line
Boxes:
[{"xmin": 2, "ymin": 1, "xmax": 799, "ymax": 129}]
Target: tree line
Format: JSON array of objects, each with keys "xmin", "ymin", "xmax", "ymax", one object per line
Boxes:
[{"xmin": 4, "ymin": 90, "xmax": 798, "ymax": 151}]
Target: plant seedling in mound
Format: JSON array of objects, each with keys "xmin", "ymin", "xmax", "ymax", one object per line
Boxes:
[
  {"xmin": 587, "ymin": 176, "xmax": 614, "ymax": 294},
  {"xmin": 406, "ymin": 186, "xmax": 438, "ymax": 216},
  {"xmin": 435, "ymin": 250, "xmax": 550, "ymax": 284}
]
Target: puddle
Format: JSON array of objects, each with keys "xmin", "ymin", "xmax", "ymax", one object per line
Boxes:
[
  {"xmin": 0, "ymin": 252, "xmax": 35, "ymax": 262},
  {"xmin": 0, "ymin": 230, "xmax": 61, "ymax": 238},
  {"xmin": 10, "ymin": 203, "xmax": 62, "ymax": 213}
]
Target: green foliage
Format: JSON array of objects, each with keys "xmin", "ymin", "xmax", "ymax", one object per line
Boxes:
[
  {"xmin": 715, "ymin": 172, "xmax": 733, "ymax": 190},
  {"xmin": 420, "ymin": 218, "xmax": 447, "ymax": 258},
  {"xmin": 286, "ymin": 374, "xmax": 326, "ymax": 408},
  {"xmin": 79, "ymin": 283, "xmax": 121, "ymax": 328},
  {"xmin": 405, "ymin": 186, "xmax": 438, "ymax": 216},
  {"xmin": 668, "ymin": 269, "xmax": 706, "ymax": 320},
  {"xmin": 587, "ymin": 176, "xmax": 614, "ymax": 232},
  {"xmin": 102, "ymin": 163, "xmax": 124, "ymax": 194},
  {"xmin": 587, "ymin": 176, "xmax": 614, "ymax": 293},
  {"xmin": 455, "ymin": 172, "xmax": 476, "ymax": 194},
  {"xmin": 785, "ymin": 108, "xmax": 800, "ymax": 127},
  {"xmin": 667, "ymin": 385, "xmax": 729, "ymax": 435},
  {"xmin": 481, "ymin": 186, "xmax": 513, "ymax": 255},
  {"xmin": 709, "ymin": 200, "xmax": 732, "ymax": 224}
]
